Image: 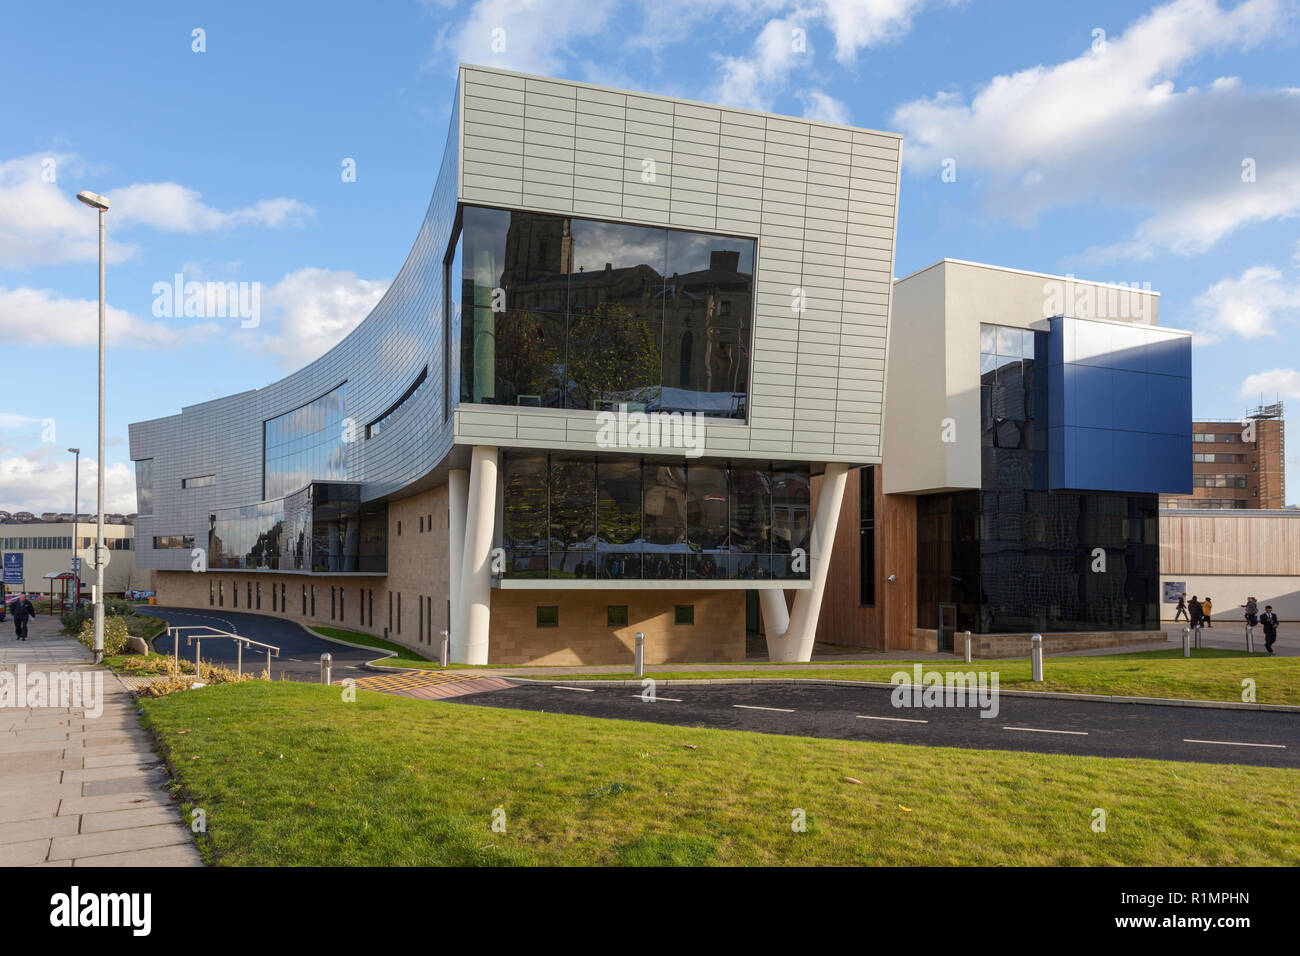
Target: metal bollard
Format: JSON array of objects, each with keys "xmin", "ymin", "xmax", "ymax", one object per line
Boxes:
[
  {"xmin": 1030, "ymin": 633, "xmax": 1043, "ymax": 682},
  {"xmin": 320, "ymin": 652, "xmax": 332, "ymax": 685},
  {"xmin": 634, "ymin": 632, "xmax": 645, "ymax": 678},
  {"xmin": 1194, "ymin": 625, "xmax": 1202, "ymax": 649},
  {"xmin": 1182, "ymin": 626, "xmax": 1190, "ymax": 658},
  {"xmin": 440, "ymin": 630, "xmax": 449, "ymax": 667},
  {"xmin": 1246, "ymin": 623, "xmax": 1254, "ymax": 654},
  {"xmin": 964, "ymin": 630, "xmax": 972, "ymax": 664}
]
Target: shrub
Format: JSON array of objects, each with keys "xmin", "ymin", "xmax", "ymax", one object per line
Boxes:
[
  {"xmin": 61, "ymin": 605, "xmax": 93, "ymax": 635},
  {"xmin": 77, "ymin": 616, "xmax": 130, "ymax": 656}
]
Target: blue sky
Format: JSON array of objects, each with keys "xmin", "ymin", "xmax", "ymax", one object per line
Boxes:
[{"xmin": 2, "ymin": 0, "xmax": 1298, "ymax": 511}]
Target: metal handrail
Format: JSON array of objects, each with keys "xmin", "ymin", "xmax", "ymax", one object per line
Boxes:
[{"xmin": 166, "ymin": 625, "xmax": 280, "ymax": 678}]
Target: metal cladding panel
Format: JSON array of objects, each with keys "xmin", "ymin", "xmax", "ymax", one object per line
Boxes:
[
  {"xmin": 456, "ymin": 65, "xmax": 900, "ymax": 465},
  {"xmin": 1046, "ymin": 316, "xmax": 1193, "ymax": 495},
  {"xmin": 127, "ymin": 83, "xmax": 462, "ymax": 572}
]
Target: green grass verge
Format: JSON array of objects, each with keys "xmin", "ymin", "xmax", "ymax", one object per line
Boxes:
[
  {"xmin": 139, "ymin": 681, "xmax": 1299, "ymax": 866},
  {"xmin": 529, "ymin": 649, "xmax": 1300, "ymax": 705},
  {"xmin": 309, "ymin": 626, "xmax": 434, "ymax": 666}
]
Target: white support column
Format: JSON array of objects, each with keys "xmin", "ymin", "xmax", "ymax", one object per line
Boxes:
[
  {"xmin": 758, "ymin": 588, "xmax": 789, "ymax": 641},
  {"xmin": 447, "ymin": 468, "xmax": 469, "ymax": 657},
  {"xmin": 766, "ymin": 462, "xmax": 849, "ymax": 662},
  {"xmin": 456, "ymin": 447, "xmax": 497, "ymax": 665}
]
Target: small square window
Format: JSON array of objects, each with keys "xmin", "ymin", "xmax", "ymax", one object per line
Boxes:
[
  {"xmin": 607, "ymin": 605, "xmax": 628, "ymax": 627},
  {"xmin": 674, "ymin": 605, "xmax": 694, "ymax": 626},
  {"xmin": 536, "ymin": 605, "xmax": 559, "ymax": 628}
]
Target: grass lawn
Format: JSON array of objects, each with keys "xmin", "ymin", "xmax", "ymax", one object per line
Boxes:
[
  {"xmin": 531, "ymin": 649, "xmax": 1300, "ymax": 706},
  {"xmin": 139, "ymin": 680, "xmax": 1299, "ymax": 866},
  {"xmin": 309, "ymin": 626, "xmax": 435, "ymax": 667}
]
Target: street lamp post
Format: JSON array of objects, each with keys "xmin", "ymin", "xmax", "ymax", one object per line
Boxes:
[
  {"xmin": 76, "ymin": 190, "xmax": 109, "ymax": 663},
  {"xmin": 68, "ymin": 447, "xmax": 80, "ymax": 604}
]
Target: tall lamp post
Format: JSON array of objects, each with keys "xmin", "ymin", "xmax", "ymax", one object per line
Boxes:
[
  {"xmin": 68, "ymin": 447, "xmax": 80, "ymax": 604},
  {"xmin": 76, "ymin": 189, "xmax": 109, "ymax": 663}
]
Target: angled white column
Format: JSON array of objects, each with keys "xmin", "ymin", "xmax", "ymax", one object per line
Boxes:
[
  {"xmin": 447, "ymin": 468, "xmax": 469, "ymax": 656},
  {"xmin": 766, "ymin": 462, "xmax": 849, "ymax": 662},
  {"xmin": 455, "ymin": 447, "xmax": 497, "ymax": 665},
  {"xmin": 758, "ymin": 589, "xmax": 790, "ymax": 642}
]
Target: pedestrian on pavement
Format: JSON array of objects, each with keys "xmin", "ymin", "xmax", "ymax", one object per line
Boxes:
[
  {"xmin": 12, "ymin": 595, "xmax": 35, "ymax": 640},
  {"xmin": 1244, "ymin": 596, "xmax": 1259, "ymax": 628},
  {"xmin": 1260, "ymin": 605, "xmax": 1280, "ymax": 655},
  {"xmin": 1189, "ymin": 595, "xmax": 1204, "ymax": 628},
  {"xmin": 1174, "ymin": 593, "xmax": 1188, "ymax": 622},
  {"xmin": 1203, "ymin": 596, "xmax": 1214, "ymax": 627}
]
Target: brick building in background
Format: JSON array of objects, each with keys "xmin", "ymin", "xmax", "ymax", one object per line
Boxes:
[{"xmin": 1161, "ymin": 403, "xmax": 1285, "ymax": 510}]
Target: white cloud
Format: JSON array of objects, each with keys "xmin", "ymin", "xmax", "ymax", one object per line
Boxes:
[
  {"xmin": 111, "ymin": 184, "xmax": 313, "ymax": 233},
  {"xmin": 432, "ymin": 0, "xmax": 618, "ymax": 77},
  {"xmin": 1192, "ymin": 264, "xmax": 1300, "ymax": 342},
  {"xmin": 818, "ymin": 0, "xmax": 938, "ymax": 62},
  {"xmin": 799, "ymin": 89, "xmax": 852, "ymax": 124},
  {"xmin": 0, "ymin": 285, "xmax": 221, "ymax": 349},
  {"xmin": 1239, "ymin": 367, "xmax": 1300, "ymax": 400},
  {"xmin": 0, "ymin": 449, "xmax": 136, "ymax": 515},
  {"xmin": 890, "ymin": 0, "xmax": 1300, "ymax": 261},
  {"xmin": 251, "ymin": 268, "xmax": 389, "ymax": 369},
  {"xmin": 0, "ymin": 153, "xmax": 314, "ymax": 269}
]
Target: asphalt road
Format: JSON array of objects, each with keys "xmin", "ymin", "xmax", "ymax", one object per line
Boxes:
[
  {"xmin": 453, "ymin": 680, "xmax": 1300, "ymax": 768},
  {"xmin": 140, "ymin": 606, "xmax": 378, "ymax": 681}
]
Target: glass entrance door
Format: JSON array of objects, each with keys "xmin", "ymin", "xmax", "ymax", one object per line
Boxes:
[{"xmin": 938, "ymin": 603, "xmax": 957, "ymax": 653}]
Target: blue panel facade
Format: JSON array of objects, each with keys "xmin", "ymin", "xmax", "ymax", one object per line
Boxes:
[{"xmin": 1046, "ymin": 316, "xmax": 1192, "ymax": 495}]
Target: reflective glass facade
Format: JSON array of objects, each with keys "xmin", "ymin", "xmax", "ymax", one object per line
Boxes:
[
  {"xmin": 455, "ymin": 206, "xmax": 754, "ymax": 419},
  {"xmin": 917, "ymin": 323, "xmax": 1161, "ymax": 634},
  {"xmin": 135, "ymin": 459, "xmax": 153, "ymax": 516},
  {"xmin": 500, "ymin": 452, "xmax": 809, "ymax": 580},
  {"xmin": 209, "ymin": 481, "xmax": 386, "ymax": 573},
  {"xmin": 263, "ymin": 385, "xmax": 348, "ymax": 501}
]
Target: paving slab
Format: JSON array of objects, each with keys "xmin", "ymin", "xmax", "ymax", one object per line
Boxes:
[
  {"xmin": 74, "ymin": 843, "xmax": 203, "ymax": 867},
  {"xmin": 79, "ymin": 805, "xmax": 182, "ymax": 833},
  {"xmin": 0, "ymin": 837, "xmax": 52, "ymax": 866},
  {"xmin": 0, "ymin": 814, "xmax": 81, "ymax": 843},
  {"xmin": 50, "ymin": 823, "xmax": 192, "ymax": 862},
  {"xmin": 58, "ymin": 790, "xmax": 172, "ymax": 816}
]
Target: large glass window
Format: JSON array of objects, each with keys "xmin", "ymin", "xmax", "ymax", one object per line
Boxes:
[
  {"xmin": 134, "ymin": 460, "xmax": 153, "ymax": 516},
  {"xmin": 500, "ymin": 452, "xmax": 808, "ymax": 582},
  {"xmin": 263, "ymin": 385, "xmax": 348, "ymax": 501},
  {"xmin": 455, "ymin": 205, "xmax": 754, "ymax": 419}
]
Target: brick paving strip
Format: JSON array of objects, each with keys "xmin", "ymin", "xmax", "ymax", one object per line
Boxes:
[{"xmin": 0, "ymin": 615, "xmax": 201, "ymax": 867}]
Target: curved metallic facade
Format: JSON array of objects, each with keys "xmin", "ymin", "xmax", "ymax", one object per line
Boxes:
[{"xmin": 129, "ymin": 83, "xmax": 461, "ymax": 573}]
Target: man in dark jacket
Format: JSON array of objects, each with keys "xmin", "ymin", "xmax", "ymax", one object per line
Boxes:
[
  {"xmin": 1189, "ymin": 596, "xmax": 1204, "ymax": 629},
  {"xmin": 12, "ymin": 596, "xmax": 35, "ymax": 640},
  {"xmin": 1260, "ymin": 606, "xmax": 1280, "ymax": 655}
]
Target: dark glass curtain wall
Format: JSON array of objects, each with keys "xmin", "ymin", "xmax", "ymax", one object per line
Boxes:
[
  {"xmin": 455, "ymin": 205, "xmax": 754, "ymax": 419},
  {"xmin": 501, "ymin": 452, "xmax": 809, "ymax": 581}
]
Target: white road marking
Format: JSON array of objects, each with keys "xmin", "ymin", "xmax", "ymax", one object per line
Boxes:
[
  {"xmin": 553, "ymin": 686, "xmax": 595, "ymax": 693},
  {"xmin": 857, "ymin": 714, "xmax": 929, "ymax": 724},
  {"xmin": 733, "ymin": 704, "xmax": 795, "ymax": 713},
  {"xmin": 1183, "ymin": 738, "xmax": 1286, "ymax": 749},
  {"xmin": 630, "ymin": 696, "xmax": 683, "ymax": 702},
  {"xmin": 1002, "ymin": 726, "xmax": 1088, "ymax": 736}
]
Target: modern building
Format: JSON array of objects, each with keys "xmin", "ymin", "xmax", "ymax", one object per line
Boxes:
[
  {"xmin": 1160, "ymin": 507, "xmax": 1299, "ymax": 619},
  {"xmin": 0, "ymin": 517, "xmax": 140, "ymax": 598},
  {"xmin": 129, "ymin": 64, "xmax": 902, "ymax": 665},
  {"xmin": 1161, "ymin": 403, "xmax": 1285, "ymax": 510},
  {"xmin": 813, "ymin": 260, "xmax": 1193, "ymax": 655}
]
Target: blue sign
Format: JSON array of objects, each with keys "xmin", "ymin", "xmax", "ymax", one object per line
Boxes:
[
  {"xmin": 71, "ymin": 557, "xmax": 82, "ymax": 574},
  {"xmin": 3, "ymin": 553, "xmax": 22, "ymax": 585}
]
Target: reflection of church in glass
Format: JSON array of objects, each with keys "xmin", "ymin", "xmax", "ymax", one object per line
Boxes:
[{"xmin": 459, "ymin": 207, "xmax": 754, "ymax": 418}]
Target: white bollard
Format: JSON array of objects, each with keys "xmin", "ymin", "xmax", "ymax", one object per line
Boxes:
[
  {"xmin": 1031, "ymin": 633, "xmax": 1043, "ymax": 682},
  {"xmin": 964, "ymin": 630, "xmax": 972, "ymax": 664},
  {"xmin": 440, "ymin": 629, "xmax": 449, "ymax": 667},
  {"xmin": 634, "ymin": 632, "xmax": 645, "ymax": 678},
  {"xmin": 320, "ymin": 652, "xmax": 332, "ymax": 685},
  {"xmin": 1246, "ymin": 623, "xmax": 1254, "ymax": 654},
  {"xmin": 1182, "ymin": 626, "xmax": 1190, "ymax": 658},
  {"xmin": 1194, "ymin": 625, "xmax": 1203, "ymax": 649}
]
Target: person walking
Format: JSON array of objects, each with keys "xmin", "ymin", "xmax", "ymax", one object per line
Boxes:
[
  {"xmin": 1260, "ymin": 605, "xmax": 1280, "ymax": 655},
  {"xmin": 1189, "ymin": 595, "xmax": 1203, "ymax": 629},
  {"xmin": 12, "ymin": 595, "xmax": 35, "ymax": 641},
  {"xmin": 1203, "ymin": 596, "xmax": 1214, "ymax": 627},
  {"xmin": 1174, "ymin": 593, "xmax": 1188, "ymax": 622}
]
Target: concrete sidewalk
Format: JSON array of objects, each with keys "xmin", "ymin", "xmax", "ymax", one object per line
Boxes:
[{"xmin": 0, "ymin": 615, "xmax": 201, "ymax": 867}]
